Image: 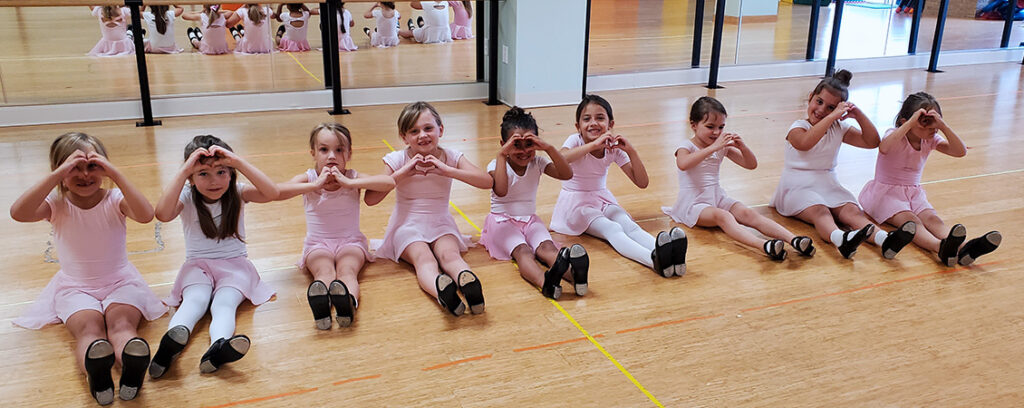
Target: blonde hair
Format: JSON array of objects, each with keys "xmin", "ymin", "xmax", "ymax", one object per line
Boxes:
[
  {"xmin": 204, "ymin": 5, "xmax": 219, "ymax": 28},
  {"xmin": 49, "ymin": 132, "xmax": 109, "ymax": 194},
  {"xmin": 100, "ymin": 5, "xmax": 120, "ymax": 21},
  {"xmin": 246, "ymin": 4, "xmax": 266, "ymax": 25},
  {"xmin": 397, "ymin": 102, "xmax": 443, "ymax": 136},
  {"xmin": 308, "ymin": 122, "xmax": 352, "ymax": 154}
]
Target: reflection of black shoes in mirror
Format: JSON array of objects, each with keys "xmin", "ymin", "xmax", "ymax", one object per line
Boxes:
[
  {"xmin": 363, "ymin": 27, "xmax": 372, "ymax": 38},
  {"xmin": 407, "ymin": 18, "xmax": 415, "ymax": 31},
  {"xmin": 187, "ymin": 27, "xmax": 201, "ymax": 49},
  {"xmin": 276, "ymin": 24, "xmax": 286, "ymax": 39},
  {"xmin": 229, "ymin": 26, "xmax": 242, "ymax": 40},
  {"xmin": 416, "ymin": 16, "xmax": 424, "ymax": 28}
]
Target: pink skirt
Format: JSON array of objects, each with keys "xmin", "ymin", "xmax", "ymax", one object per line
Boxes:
[
  {"xmin": 479, "ymin": 213, "xmax": 556, "ymax": 260},
  {"xmin": 88, "ymin": 38, "xmax": 135, "ymax": 56},
  {"xmin": 298, "ymin": 235, "xmax": 374, "ymax": 270},
  {"xmin": 372, "ymin": 211, "xmax": 471, "ymax": 263},
  {"xmin": 450, "ymin": 23, "xmax": 473, "ymax": 39},
  {"xmin": 279, "ymin": 38, "xmax": 310, "ymax": 52},
  {"xmin": 14, "ymin": 264, "xmax": 167, "ymax": 329},
  {"xmin": 550, "ymin": 188, "xmax": 620, "ymax": 236},
  {"xmin": 235, "ymin": 35, "xmax": 274, "ymax": 54},
  {"xmin": 166, "ymin": 256, "xmax": 275, "ymax": 307},
  {"xmin": 662, "ymin": 185, "xmax": 739, "ymax": 228},
  {"xmin": 858, "ymin": 180, "xmax": 934, "ymax": 224},
  {"xmin": 145, "ymin": 42, "xmax": 183, "ymax": 54},
  {"xmin": 338, "ymin": 33, "xmax": 358, "ymax": 51}
]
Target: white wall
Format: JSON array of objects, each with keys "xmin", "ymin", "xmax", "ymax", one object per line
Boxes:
[{"xmin": 498, "ymin": 0, "xmax": 588, "ymax": 107}]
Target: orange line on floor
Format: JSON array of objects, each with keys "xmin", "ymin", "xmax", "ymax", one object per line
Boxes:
[
  {"xmin": 421, "ymin": 354, "xmax": 493, "ymax": 371},
  {"xmin": 332, "ymin": 373, "xmax": 382, "ymax": 386},
  {"xmin": 615, "ymin": 313, "xmax": 725, "ymax": 334},
  {"xmin": 204, "ymin": 387, "xmax": 318, "ymax": 408},
  {"xmin": 740, "ymin": 260, "xmax": 1006, "ymax": 313},
  {"xmin": 512, "ymin": 334, "xmax": 605, "ymax": 353}
]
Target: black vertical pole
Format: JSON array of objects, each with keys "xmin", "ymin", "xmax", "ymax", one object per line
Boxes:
[
  {"xmin": 927, "ymin": 0, "xmax": 949, "ymax": 72},
  {"xmin": 486, "ymin": 0, "xmax": 500, "ymax": 105},
  {"xmin": 320, "ymin": 2, "xmax": 333, "ymax": 88},
  {"xmin": 805, "ymin": 0, "xmax": 822, "ymax": 60},
  {"xmin": 476, "ymin": 0, "xmax": 484, "ymax": 82},
  {"xmin": 691, "ymin": 0, "xmax": 705, "ymax": 67},
  {"xmin": 324, "ymin": 0, "xmax": 348, "ymax": 114},
  {"xmin": 1000, "ymin": 0, "xmax": 1014, "ymax": 48},
  {"xmin": 126, "ymin": 0, "xmax": 160, "ymax": 126},
  {"xmin": 706, "ymin": 0, "xmax": 726, "ymax": 89},
  {"xmin": 582, "ymin": 0, "xmax": 592, "ymax": 96},
  {"xmin": 824, "ymin": 0, "xmax": 845, "ymax": 77},
  {"xmin": 908, "ymin": 0, "xmax": 924, "ymax": 54}
]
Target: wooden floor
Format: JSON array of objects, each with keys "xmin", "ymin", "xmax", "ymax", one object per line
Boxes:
[
  {"xmin": 1, "ymin": 63, "xmax": 1023, "ymax": 406},
  {"xmin": 2, "ymin": 1, "xmax": 1022, "ymax": 105}
]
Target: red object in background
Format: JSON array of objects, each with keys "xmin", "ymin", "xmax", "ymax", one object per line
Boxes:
[{"xmin": 221, "ymin": 4, "xmax": 243, "ymax": 11}]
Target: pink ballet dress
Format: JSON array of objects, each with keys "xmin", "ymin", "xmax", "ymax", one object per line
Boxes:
[
  {"xmin": 373, "ymin": 148, "xmax": 471, "ymax": 262},
  {"xmin": 550, "ymin": 133, "xmax": 632, "ymax": 236},
  {"xmin": 88, "ymin": 7, "xmax": 135, "ymax": 56},
  {"xmin": 199, "ymin": 12, "xmax": 231, "ymax": 55},
  {"xmin": 858, "ymin": 129, "xmax": 942, "ymax": 223},
  {"xmin": 337, "ymin": 8, "xmax": 358, "ymax": 52},
  {"xmin": 771, "ymin": 119, "xmax": 858, "ymax": 217},
  {"xmin": 661, "ymin": 139, "xmax": 739, "ymax": 227},
  {"xmin": 448, "ymin": 1, "xmax": 473, "ymax": 39},
  {"xmin": 297, "ymin": 168, "xmax": 373, "ymax": 270},
  {"xmin": 370, "ymin": 8, "xmax": 400, "ymax": 48},
  {"xmin": 413, "ymin": 1, "xmax": 452, "ymax": 44},
  {"xmin": 165, "ymin": 184, "xmax": 275, "ymax": 307},
  {"xmin": 479, "ymin": 156, "xmax": 556, "ymax": 260},
  {"xmin": 234, "ymin": 6, "xmax": 274, "ymax": 54},
  {"xmin": 279, "ymin": 10, "xmax": 311, "ymax": 51},
  {"xmin": 14, "ymin": 189, "xmax": 167, "ymax": 329},
  {"xmin": 142, "ymin": 9, "xmax": 183, "ymax": 54}
]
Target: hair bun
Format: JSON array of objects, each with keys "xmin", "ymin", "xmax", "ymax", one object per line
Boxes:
[
  {"xmin": 832, "ymin": 69, "xmax": 853, "ymax": 86},
  {"xmin": 503, "ymin": 106, "xmax": 527, "ymax": 122}
]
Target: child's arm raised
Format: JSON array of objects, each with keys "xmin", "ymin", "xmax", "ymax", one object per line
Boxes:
[
  {"xmin": 274, "ymin": 3, "xmax": 285, "ymax": 21},
  {"xmin": 841, "ymin": 102, "xmax": 881, "ymax": 149},
  {"xmin": 364, "ymin": 3, "xmax": 377, "ymax": 19},
  {"xmin": 531, "ymin": 134, "xmax": 572, "ymax": 180},
  {"xmin": 724, "ymin": 134, "xmax": 757, "ymax": 170},
  {"xmin": 492, "ymin": 136, "xmax": 519, "ymax": 197},
  {"xmin": 173, "ymin": 6, "xmax": 184, "ymax": 17},
  {"xmin": 425, "ymin": 154, "xmax": 493, "ymax": 189},
  {"xmin": 209, "ymin": 146, "xmax": 279, "ymax": 203},
  {"xmin": 339, "ymin": 169, "xmax": 396, "ymax": 194},
  {"xmin": 276, "ymin": 172, "xmax": 326, "ymax": 201},
  {"xmin": 613, "ymin": 135, "xmax": 649, "ymax": 189},
  {"xmin": 879, "ymin": 109, "xmax": 922, "ymax": 154},
  {"xmin": 931, "ymin": 111, "xmax": 967, "ymax": 157},
  {"xmin": 410, "ymin": 1, "xmax": 424, "ymax": 10},
  {"xmin": 364, "ymin": 158, "xmax": 415, "ymax": 206},
  {"xmin": 87, "ymin": 152, "xmax": 155, "ymax": 223},
  {"xmin": 180, "ymin": 11, "xmax": 199, "ymax": 21},
  {"xmin": 560, "ymin": 133, "xmax": 615, "ymax": 163},
  {"xmin": 10, "ymin": 150, "xmax": 88, "ymax": 222},
  {"xmin": 787, "ymin": 102, "xmax": 850, "ymax": 151},
  {"xmin": 155, "ymin": 148, "xmax": 206, "ymax": 222},
  {"xmin": 676, "ymin": 134, "xmax": 733, "ymax": 171}
]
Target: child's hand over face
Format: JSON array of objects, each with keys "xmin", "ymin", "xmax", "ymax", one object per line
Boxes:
[
  {"xmin": 499, "ymin": 134, "xmax": 524, "ymax": 158},
  {"xmin": 57, "ymin": 150, "xmax": 89, "ymax": 177},
  {"xmin": 523, "ymin": 133, "xmax": 551, "ymax": 152},
  {"xmin": 84, "ymin": 151, "xmax": 112, "ymax": 179}
]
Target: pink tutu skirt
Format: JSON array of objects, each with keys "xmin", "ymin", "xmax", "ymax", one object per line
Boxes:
[
  {"xmin": 145, "ymin": 42, "xmax": 183, "ymax": 54},
  {"xmin": 278, "ymin": 38, "xmax": 311, "ymax": 52},
  {"xmin": 14, "ymin": 264, "xmax": 166, "ymax": 329},
  {"xmin": 550, "ymin": 188, "xmax": 620, "ymax": 236},
  {"xmin": 339, "ymin": 33, "xmax": 358, "ymax": 51},
  {"xmin": 662, "ymin": 185, "xmax": 739, "ymax": 228},
  {"xmin": 858, "ymin": 180, "xmax": 933, "ymax": 223},
  {"xmin": 479, "ymin": 213, "xmax": 556, "ymax": 260},
  {"xmin": 450, "ymin": 23, "xmax": 473, "ymax": 39},
  {"xmin": 372, "ymin": 211, "xmax": 471, "ymax": 263},
  {"xmin": 298, "ymin": 235, "xmax": 374, "ymax": 270},
  {"xmin": 771, "ymin": 168, "xmax": 858, "ymax": 217},
  {"xmin": 235, "ymin": 35, "xmax": 274, "ymax": 54},
  {"xmin": 88, "ymin": 38, "xmax": 135, "ymax": 56},
  {"xmin": 166, "ymin": 256, "xmax": 275, "ymax": 307}
]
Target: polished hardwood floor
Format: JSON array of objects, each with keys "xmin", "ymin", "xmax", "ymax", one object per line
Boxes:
[{"xmin": 1, "ymin": 62, "xmax": 1022, "ymax": 406}]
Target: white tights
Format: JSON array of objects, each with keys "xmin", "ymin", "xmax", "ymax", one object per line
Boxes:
[
  {"xmin": 167, "ymin": 284, "xmax": 245, "ymax": 345},
  {"xmin": 584, "ymin": 205, "xmax": 656, "ymax": 268}
]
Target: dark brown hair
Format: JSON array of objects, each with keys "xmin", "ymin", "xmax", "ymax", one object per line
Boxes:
[
  {"xmin": 184, "ymin": 135, "xmax": 243, "ymax": 242},
  {"xmin": 150, "ymin": 5, "xmax": 169, "ymax": 34},
  {"xmin": 500, "ymin": 106, "xmax": 539, "ymax": 143},
  {"xmin": 689, "ymin": 96, "xmax": 727, "ymax": 124},
  {"xmin": 811, "ymin": 69, "xmax": 853, "ymax": 101},
  {"xmin": 575, "ymin": 94, "xmax": 614, "ymax": 123},
  {"xmin": 895, "ymin": 92, "xmax": 942, "ymax": 126}
]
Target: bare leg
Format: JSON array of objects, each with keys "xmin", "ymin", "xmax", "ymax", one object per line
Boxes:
[
  {"xmin": 795, "ymin": 204, "xmax": 841, "ymax": 242},
  {"xmin": 66, "ymin": 310, "xmax": 107, "ymax": 372},
  {"xmin": 104, "ymin": 303, "xmax": 143, "ymax": 366},
  {"xmin": 401, "ymin": 241, "xmax": 441, "ymax": 297},
  {"xmin": 334, "ymin": 246, "xmax": 366, "ymax": 301},
  {"xmin": 696, "ymin": 207, "xmax": 764, "ymax": 250},
  {"xmin": 305, "ymin": 249, "xmax": 337, "ymax": 286},
  {"xmin": 731, "ymin": 203, "xmax": 797, "ymax": 242},
  {"xmin": 431, "ymin": 234, "xmax": 471, "ymax": 278},
  {"xmin": 833, "ymin": 203, "xmax": 882, "ymax": 246},
  {"xmin": 512, "ymin": 244, "xmax": 545, "ymax": 287},
  {"xmin": 918, "ymin": 209, "xmax": 949, "ymax": 240},
  {"xmin": 889, "ymin": 211, "xmax": 940, "ymax": 253}
]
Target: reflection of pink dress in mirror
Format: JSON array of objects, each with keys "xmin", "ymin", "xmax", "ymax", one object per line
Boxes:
[
  {"xmin": 88, "ymin": 7, "xmax": 135, "ymax": 56},
  {"xmin": 234, "ymin": 6, "xmax": 274, "ymax": 54},
  {"xmin": 448, "ymin": 1, "xmax": 473, "ymax": 39},
  {"xmin": 370, "ymin": 8, "xmax": 400, "ymax": 48},
  {"xmin": 279, "ymin": 10, "xmax": 311, "ymax": 51},
  {"xmin": 199, "ymin": 12, "xmax": 231, "ymax": 55},
  {"xmin": 337, "ymin": 9, "xmax": 358, "ymax": 51}
]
